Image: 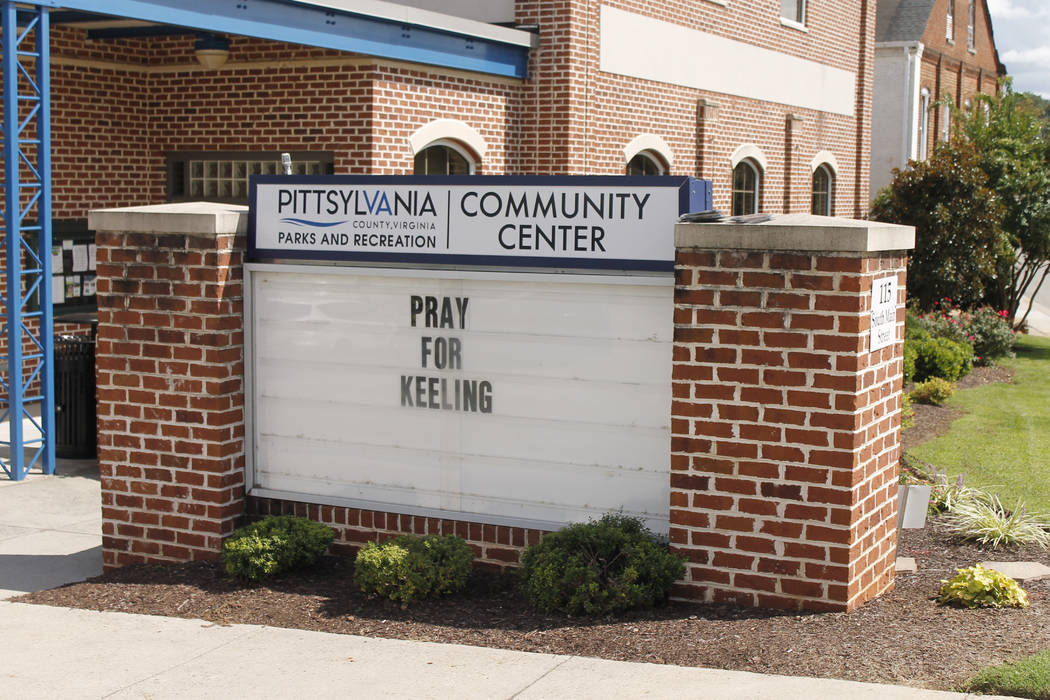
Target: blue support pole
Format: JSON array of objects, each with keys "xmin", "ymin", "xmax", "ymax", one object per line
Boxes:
[
  {"xmin": 36, "ymin": 6, "xmax": 54, "ymax": 475},
  {"xmin": 0, "ymin": 2, "xmax": 52, "ymax": 479},
  {"xmin": 2, "ymin": 1, "xmax": 24, "ymax": 479}
]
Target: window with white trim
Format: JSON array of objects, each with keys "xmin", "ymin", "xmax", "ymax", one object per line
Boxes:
[
  {"xmin": 413, "ymin": 140, "xmax": 475, "ymax": 175},
  {"xmin": 731, "ymin": 159, "xmax": 760, "ymax": 216},
  {"xmin": 811, "ymin": 164, "xmax": 834, "ymax": 216},
  {"xmin": 946, "ymin": 0, "xmax": 954, "ymax": 41},
  {"xmin": 780, "ymin": 0, "xmax": 805, "ymax": 24},
  {"xmin": 626, "ymin": 151, "xmax": 666, "ymax": 176}
]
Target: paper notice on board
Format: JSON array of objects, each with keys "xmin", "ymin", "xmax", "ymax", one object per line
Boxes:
[
  {"xmin": 88, "ymin": 244, "xmax": 97, "ymax": 271},
  {"xmin": 66, "ymin": 276, "xmax": 81, "ymax": 299},
  {"xmin": 83, "ymin": 274, "xmax": 96, "ymax": 296},
  {"xmin": 52, "ymin": 275, "xmax": 65, "ymax": 304},
  {"xmin": 72, "ymin": 244, "xmax": 88, "ymax": 272},
  {"xmin": 51, "ymin": 246, "xmax": 63, "ymax": 274}
]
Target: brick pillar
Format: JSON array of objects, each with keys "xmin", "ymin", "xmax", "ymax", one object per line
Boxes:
[
  {"xmin": 670, "ymin": 216, "xmax": 914, "ymax": 612},
  {"xmin": 90, "ymin": 203, "xmax": 247, "ymax": 568}
]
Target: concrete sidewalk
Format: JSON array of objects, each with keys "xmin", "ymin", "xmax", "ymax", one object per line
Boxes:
[
  {"xmin": 1021, "ymin": 296, "xmax": 1050, "ymax": 338},
  {"xmin": 0, "ymin": 457, "xmax": 102, "ymax": 599},
  {"xmin": 0, "ymin": 602, "xmax": 1008, "ymax": 700},
  {"xmin": 0, "ymin": 460, "xmax": 1010, "ymax": 699}
]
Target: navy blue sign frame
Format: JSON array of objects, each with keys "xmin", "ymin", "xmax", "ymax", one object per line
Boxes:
[{"xmin": 248, "ymin": 175, "xmax": 712, "ymax": 272}]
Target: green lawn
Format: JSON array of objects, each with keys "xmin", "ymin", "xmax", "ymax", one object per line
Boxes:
[
  {"xmin": 962, "ymin": 648, "xmax": 1050, "ymax": 699},
  {"xmin": 908, "ymin": 335, "xmax": 1050, "ymax": 513}
]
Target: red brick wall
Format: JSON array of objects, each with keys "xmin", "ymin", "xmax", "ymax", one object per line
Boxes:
[
  {"xmin": 94, "ymin": 228, "xmax": 246, "ymax": 566},
  {"xmin": 94, "ymin": 208, "xmax": 911, "ymax": 613},
  {"xmin": 922, "ymin": 0, "xmax": 1004, "ymax": 74},
  {"xmin": 915, "ymin": 0, "xmax": 1006, "ymax": 159},
  {"xmin": 670, "ymin": 238, "xmax": 906, "ymax": 612}
]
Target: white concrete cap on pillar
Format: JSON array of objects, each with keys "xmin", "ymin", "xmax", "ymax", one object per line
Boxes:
[
  {"xmin": 676, "ymin": 214, "xmax": 915, "ymax": 252},
  {"xmin": 88, "ymin": 202, "xmax": 248, "ymax": 235}
]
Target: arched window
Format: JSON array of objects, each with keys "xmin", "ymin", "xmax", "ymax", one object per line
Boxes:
[
  {"xmin": 732, "ymin": 159, "xmax": 760, "ymax": 216},
  {"xmin": 626, "ymin": 150, "xmax": 666, "ymax": 176},
  {"xmin": 413, "ymin": 140, "xmax": 475, "ymax": 175},
  {"xmin": 811, "ymin": 164, "xmax": 834, "ymax": 215},
  {"xmin": 622, "ymin": 135, "xmax": 674, "ymax": 176}
]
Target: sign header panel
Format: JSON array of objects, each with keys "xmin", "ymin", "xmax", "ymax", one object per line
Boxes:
[{"xmin": 249, "ymin": 175, "xmax": 711, "ymax": 271}]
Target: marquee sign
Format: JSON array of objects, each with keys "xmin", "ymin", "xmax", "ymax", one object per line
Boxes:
[
  {"xmin": 249, "ymin": 175, "xmax": 711, "ymax": 271},
  {"xmin": 246, "ymin": 265, "xmax": 674, "ymax": 532}
]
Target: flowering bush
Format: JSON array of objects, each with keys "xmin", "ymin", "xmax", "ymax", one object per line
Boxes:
[
  {"xmin": 958, "ymin": 306, "xmax": 1015, "ymax": 364},
  {"xmin": 907, "ymin": 299, "xmax": 1015, "ymax": 367}
]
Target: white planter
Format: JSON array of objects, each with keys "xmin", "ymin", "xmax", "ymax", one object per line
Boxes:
[{"xmin": 898, "ymin": 484, "xmax": 932, "ymax": 529}]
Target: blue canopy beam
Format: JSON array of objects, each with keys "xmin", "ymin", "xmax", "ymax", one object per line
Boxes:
[{"xmin": 20, "ymin": 0, "xmax": 533, "ymax": 79}]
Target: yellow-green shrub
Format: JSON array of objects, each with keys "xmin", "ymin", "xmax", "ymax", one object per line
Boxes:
[
  {"xmin": 354, "ymin": 534, "xmax": 473, "ymax": 603},
  {"xmin": 937, "ymin": 564, "xmax": 1029, "ymax": 609},
  {"xmin": 910, "ymin": 377, "xmax": 955, "ymax": 405},
  {"xmin": 222, "ymin": 515, "xmax": 334, "ymax": 581}
]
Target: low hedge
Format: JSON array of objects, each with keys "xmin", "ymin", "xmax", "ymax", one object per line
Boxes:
[{"xmin": 222, "ymin": 515, "xmax": 334, "ymax": 581}]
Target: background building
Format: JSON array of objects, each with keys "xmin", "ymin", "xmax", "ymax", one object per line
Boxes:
[{"xmin": 870, "ymin": 0, "xmax": 1007, "ymax": 199}]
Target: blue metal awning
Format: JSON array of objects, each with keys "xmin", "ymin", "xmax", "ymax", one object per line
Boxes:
[
  {"xmin": 20, "ymin": 0, "xmax": 535, "ymax": 78},
  {"xmin": 3, "ymin": 0, "xmax": 533, "ymax": 479}
]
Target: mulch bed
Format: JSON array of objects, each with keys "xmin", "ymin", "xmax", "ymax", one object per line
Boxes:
[{"xmin": 14, "ymin": 363, "xmax": 1048, "ymax": 692}]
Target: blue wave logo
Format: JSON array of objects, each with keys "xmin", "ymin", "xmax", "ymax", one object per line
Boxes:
[{"xmin": 280, "ymin": 218, "xmax": 348, "ymax": 228}]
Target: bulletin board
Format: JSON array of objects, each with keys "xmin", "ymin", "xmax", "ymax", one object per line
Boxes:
[{"xmin": 50, "ymin": 222, "xmax": 97, "ymax": 314}]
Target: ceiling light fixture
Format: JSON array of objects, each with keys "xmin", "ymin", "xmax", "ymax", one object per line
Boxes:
[{"xmin": 194, "ymin": 35, "xmax": 230, "ymax": 70}]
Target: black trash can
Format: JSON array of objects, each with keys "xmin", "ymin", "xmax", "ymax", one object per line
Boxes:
[{"xmin": 54, "ymin": 334, "xmax": 97, "ymax": 458}]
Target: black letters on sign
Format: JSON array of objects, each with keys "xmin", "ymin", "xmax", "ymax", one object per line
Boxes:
[{"xmin": 402, "ymin": 294, "xmax": 492, "ymax": 414}]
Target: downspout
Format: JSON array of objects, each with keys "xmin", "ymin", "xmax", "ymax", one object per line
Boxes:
[{"xmin": 904, "ymin": 42, "xmax": 924, "ymax": 163}]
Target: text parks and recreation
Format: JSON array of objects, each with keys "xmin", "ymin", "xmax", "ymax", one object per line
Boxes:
[{"xmin": 249, "ymin": 176, "xmax": 708, "ymax": 269}]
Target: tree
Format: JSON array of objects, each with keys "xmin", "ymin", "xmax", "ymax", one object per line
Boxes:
[
  {"xmin": 871, "ymin": 143, "xmax": 1008, "ymax": 310},
  {"xmin": 954, "ymin": 84, "xmax": 1050, "ymax": 329}
]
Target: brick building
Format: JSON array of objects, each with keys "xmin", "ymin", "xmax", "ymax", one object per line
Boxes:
[
  {"xmin": 43, "ymin": 0, "xmax": 875, "ymax": 237},
  {"xmin": 5, "ymin": 1, "xmax": 917, "ymax": 612},
  {"xmin": 870, "ymin": 0, "xmax": 1007, "ymax": 198}
]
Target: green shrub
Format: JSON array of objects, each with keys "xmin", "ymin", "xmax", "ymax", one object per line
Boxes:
[
  {"xmin": 903, "ymin": 342, "xmax": 917, "ymax": 384},
  {"xmin": 354, "ymin": 534, "xmax": 473, "ymax": 604},
  {"xmin": 222, "ymin": 515, "xmax": 335, "ymax": 581},
  {"xmin": 938, "ymin": 564, "xmax": 1029, "ymax": 609},
  {"xmin": 910, "ymin": 377, "xmax": 955, "ymax": 405},
  {"xmin": 944, "ymin": 494, "xmax": 1050, "ymax": 549},
  {"xmin": 518, "ymin": 513, "xmax": 685, "ymax": 616},
  {"xmin": 871, "ymin": 142, "xmax": 1008, "ymax": 311},
  {"xmin": 910, "ymin": 335, "xmax": 973, "ymax": 382}
]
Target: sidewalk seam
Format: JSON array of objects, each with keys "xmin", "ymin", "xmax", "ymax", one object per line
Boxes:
[{"xmin": 506, "ymin": 655, "xmax": 574, "ymax": 700}]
